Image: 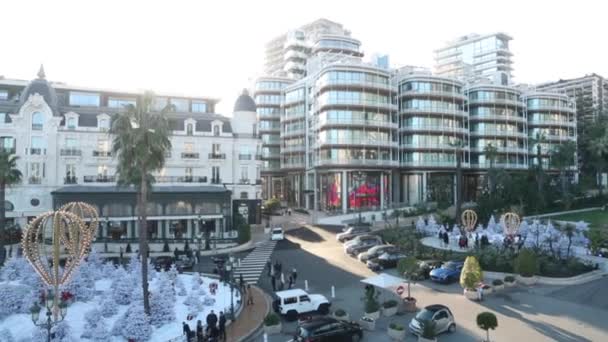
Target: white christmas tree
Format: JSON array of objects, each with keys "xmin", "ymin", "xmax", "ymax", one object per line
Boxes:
[
  {"xmin": 89, "ymin": 318, "xmax": 110, "ymax": 342},
  {"xmin": 0, "ymin": 256, "xmax": 37, "ymax": 284},
  {"xmin": 50, "ymin": 321, "xmax": 75, "ymax": 342},
  {"xmin": 0, "ymin": 284, "xmax": 36, "ymax": 318},
  {"xmin": 100, "ymin": 291, "xmax": 118, "ymax": 318},
  {"xmin": 415, "ymin": 217, "xmax": 426, "ymax": 233},
  {"xmin": 85, "ymin": 248, "xmax": 105, "ymax": 281},
  {"xmin": 167, "ymin": 264, "xmax": 179, "ymax": 281},
  {"xmin": 111, "ymin": 267, "xmax": 135, "ymax": 305},
  {"xmin": 0, "ymin": 329, "xmax": 15, "ymax": 342},
  {"xmin": 119, "ymin": 304, "xmax": 153, "ymax": 342},
  {"xmin": 81, "ymin": 308, "xmax": 103, "ymax": 339},
  {"xmin": 150, "ymin": 290, "xmax": 175, "ymax": 327},
  {"xmin": 487, "ymin": 215, "xmax": 498, "ymax": 233},
  {"xmin": 62, "ymin": 266, "xmax": 95, "ymax": 302},
  {"xmin": 127, "ymin": 254, "xmax": 142, "ymax": 283},
  {"xmin": 184, "ymin": 290, "xmax": 204, "ymax": 315},
  {"xmin": 101, "ymin": 261, "xmax": 117, "ymax": 279}
]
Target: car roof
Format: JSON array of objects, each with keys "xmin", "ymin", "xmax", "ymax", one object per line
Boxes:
[
  {"xmin": 272, "ymin": 228, "xmax": 283, "ymax": 231},
  {"xmin": 300, "ymin": 317, "xmax": 339, "ymax": 328},
  {"xmin": 369, "ymin": 244, "xmax": 392, "ymax": 251},
  {"xmin": 424, "ymin": 304, "xmax": 450, "ymax": 312},
  {"xmin": 275, "ymin": 288, "xmax": 308, "ymax": 298}
]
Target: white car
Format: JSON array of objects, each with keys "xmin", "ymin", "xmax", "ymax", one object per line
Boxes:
[
  {"xmin": 271, "ymin": 227, "xmax": 284, "ymax": 241},
  {"xmin": 272, "ymin": 289, "xmax": 331, "ymax": 321}
]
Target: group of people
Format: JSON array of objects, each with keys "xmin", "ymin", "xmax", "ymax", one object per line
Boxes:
[
  {"xmin": 182, "ymin": 310, "xmax": 227, "ymax": 342},
  {"xmin": 266, "ymin": 260, "xmax": 297, "ymax": 292}
]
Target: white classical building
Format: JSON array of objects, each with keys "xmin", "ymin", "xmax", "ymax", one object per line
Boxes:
[{"xmin": 0, "ymin": 67, "xmax": 262, "ymax": 246}]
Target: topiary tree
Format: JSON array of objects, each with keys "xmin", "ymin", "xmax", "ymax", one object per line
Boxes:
[
  {"xmin": 100, "ymin": 291, "xmax": 118, "ymax": 318},
  {"xmin": 514, "ymin": 249, "xmax": 539, "ymax": 277},
  {"xmin": 150, "ymin": 290, "xmax": 175, "ymax": 327},
  {"xmin": 119, "ymin": 304, "xmax": 152, "ymax": 341},
  {"xmin": 477, "ymin": 311, "xmax": 498, "ymax": 342},
  {"xmin": 397, "ymin": 256, "xmax": 419, "ymax": 299},
  {"xmin": 460, "ymin": 256, "xmax": 483, "ymax": 290},
  {"xmin": 361, "ymin": 285, "xmax": 380, "ymax": 314},
  {"xmin": 81, "ymin": 308, "xmax": 103, "ymax": 339}
]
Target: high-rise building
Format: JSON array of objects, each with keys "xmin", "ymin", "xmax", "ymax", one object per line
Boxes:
[{"xmin": 434, "ymin": 33, "xmax": 513, "ymax": 84}]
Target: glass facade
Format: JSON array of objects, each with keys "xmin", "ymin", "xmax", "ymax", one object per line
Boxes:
[
  {"xmin": 319, "ymin": 172, "xmax": 342, "ymax": 212},
  {"xmin": 316, "ymin": 71, "xmax": 389, "ymax": 87},
  {"xmin": 191, "ymin": 101, "xmax": 208, "ymax": 113},
  {"xmin": 69, "ymin": 92, "xmax": 100, "ymax": 107},
  {"xmin": 108, "ymin": 97, "xmax": 136, "ymax": 108}
]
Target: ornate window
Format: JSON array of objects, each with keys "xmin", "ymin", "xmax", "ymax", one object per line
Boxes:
[{"xmin": 32, "ymin": 112, "xmax": 43, "ymax": 130}]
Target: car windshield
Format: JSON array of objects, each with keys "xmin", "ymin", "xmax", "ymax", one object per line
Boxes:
[
  {"xmin": 415, "ymin": 309, "xmax": 436, "ymax": 321},
  {"xmin": 272, "ymin": 229, "xmax": 282, "ymax": 234},
  {"xmin": 443, "ymin": 262, "xmax": 457, "ymax": 270}
]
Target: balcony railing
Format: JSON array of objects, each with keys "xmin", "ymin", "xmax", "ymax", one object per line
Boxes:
[
  {"xmin": 181, "ymin": 152, "xmax": 200, "ymax": 159},
  {"xmin": 93, "ymin": 150, "xmax": 111, "ymax": 157},
  {"xmin": 29, "ymin": 177, "xmax": 42, "ymax": 184},
  {"xmin": 0, "ymin": 147, "xmax": 16, "ymax": 154},
  {"xmin": 64, "ymin": 176, "xmax": 78, "ymax": 184},
  {"xmin": 60, "ymin": 148, "xmax": 82, "ymax": 156},
  {"xmin": 208, "ymin": 153, "xmax": 226, "ymax": 160},
  {"xmin": 84, "ymin": 175, "xmax": 116, "ymax": 183},
  {"xmin": 210, "ymin": 178, "xmax": 222, "ymax": 184},
  {"xmin": 238, "ymin": 154, "xmax": 252, "ymax": 160},
  {"xmin": 30, "ymin": 148, "xmax": 46, "ymax": 155},
  {"xmin": 239, "ymin": 179, "xmax": 250, "ymax": 184},
  {"xmin": 155, "ymin": 176, "xmax": 207, "ymax": 183},
  {"xmin": 32, "ymin": 123, "xmax": 43, "ymax": 130}
]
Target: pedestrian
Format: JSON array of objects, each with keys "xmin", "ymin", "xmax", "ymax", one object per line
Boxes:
[
  {"xmin": 266, "ymin": 260, "xmax": 272, "ymax": 277},
  {"xmin": 278, "ymin": 262, "xmax": 283, "ymax": 274},
  {"xmin": 292, "ymin": 267, "xmax": 297, "ymax": 284},
  {"xmin": 183, "ymin": 322, "xmax": 191, "ymax": 339},
  {"xmin": 174, "ymin": 247, "xmax": 179, "ymax": 259},
  {"xmin": 279, "ymin": 273, "xmax": 285, "ymax": 291},
  {"xmin": 288, "ymin": 274, "xmax": 294, "ymax": 289},
  {"xmin": 443, "ymin": 232, "xmax": 449, "ymax": 247},
  {"xmin": 239, "ymin": 273, "xmax": 245, "ymax": 293},
  {"xmin": 208, "ymin": 325, "xmax": 219, "ymax": 342},
  {"xmin": 247, "ymin": 284, "xmax": 254, "ymax": 305},
  {"xmin": 477, "ymin": 285, "xmax": 483, "ymax": 302},
  {"xmin": 206, "ymin": 310, "xmax": 218, "ymax": 333},
  {"xmin": 119, "ymin": 246, "xmax": 124, "ymax": 263},
  {"xmin": 196, "ymin": 320, "xmax": 204, "ymax": 342},
  {"xmin": 218, "ymin": 311, "xmax": 227, "ymax": 341},
  {"xmin": 274, "ymin": 261, "xmax": 280, "ymax": 274},
  {"xmin": 271, "ymin": 275, "xmax": 276, "ymax": 291}
]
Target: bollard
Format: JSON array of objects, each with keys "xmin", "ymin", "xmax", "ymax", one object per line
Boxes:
[
  {"xmin": 305, "ymin": 280, "xmax": 309, "ymax": 291},
  {"xmin": 263, "ymin": 333, "xmax": 268, "ymax": 342},
  {"xmin": 238, "ymin": 258, "xmax": 241, "ymax": 267},
  {"xmin": 331, "ymin": 285, "xmax": 335, "ymax": 298}
]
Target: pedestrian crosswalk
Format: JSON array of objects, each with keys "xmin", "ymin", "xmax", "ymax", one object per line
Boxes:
[{"xmin": 234, "ymin": 240, "xmax": 277, "ymax": 284}]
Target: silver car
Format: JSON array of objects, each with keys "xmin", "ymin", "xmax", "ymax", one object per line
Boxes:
[
  {"xmin": 409, "ymin": 304, "xmax": 456, "ymax": 336},
  {"xmin": 358, "ymin": 244, "xmax": 397, "ymax": 262}
]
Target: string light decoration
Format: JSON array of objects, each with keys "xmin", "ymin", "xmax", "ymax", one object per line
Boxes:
[
  {"xmin": 21, "ymin": 210, "xmax": 94, "ymax": 320},
  {"xmin": 59, "ymin": 201, "xmax": 99, "ymax": 250},
  {"xmin": 461, "ymin": 209, "xmax": 478, "ymax": 232},
  {"xmin": 501, "ymin": 212, "xmax": 521, "ymax": 236}
]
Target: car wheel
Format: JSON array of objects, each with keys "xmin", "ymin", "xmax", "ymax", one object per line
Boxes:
[
  {"xmin": 351, "ymin": 333, "xmax": 361, "ymax": 342},
  {"xmin": 448, "ymin": 323, "xmax": 456, "ymax": 333},
  {"xmin": 317, "ymin": 303, "xmax": 330, "ymax": 315},
  {"xmin": 286, "ymin": 310, "xmax": 298, "ymax": 322}
]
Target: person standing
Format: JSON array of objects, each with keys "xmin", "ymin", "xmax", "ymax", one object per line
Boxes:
[
  {"xmin": 119, "ymin": 246, "xmax": 124, "ymax": 264},
  {"xmin": 196, "ymin": 320, "xmax": 204, "ymax": 342},
  {"xmin": 291, "ymin": 267, "xmax": 297, "ymax": 284},
  {"xmin": 206, "ymin": 310, "xmax": 218, "ymax": 334},
  {"xmin": 183, "ymin": 322, "xmax": 191, "ymax": 340},
  {"xmin": 271, "ymin": 274, "xmax": 276, "ymax": 291},
  {"xmin": 218, "ymin": 311, "xmax": 227, "ymax": 341},
  {"xmin": 279, "ymin": 272, "xmax": 285, "ymax": 291},
  {"xmin": 239, "ymin": 273, "xmax": 245, "ymax": 293},
  {"xmin": 443, "ymin": 232, "xmax": 449, "ymax": 247},
  {"xmin": 266, "ymin": 260, "xmax": 272, "ymax": 277},
  {"xmin": 477, "ymin": 285, "xmax": 483, "ymax": 302},
  {"xmin": 247, "ymin": 284, "xmax": 254, "ymax": 305},
  {"xmin": 288, "ymin": 274, "xmax": 294, "ymax": 289}
]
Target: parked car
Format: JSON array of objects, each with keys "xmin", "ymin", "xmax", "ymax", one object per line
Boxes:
[
  {"xmin": 413, "ymin": 260, "xmax": 443, "ymax": 280},
  {"xmin": 358, "ymin": 244, "xmax": 398, "ymax": 262},
  {"xmin": 152, "ymin": 256, "xmax": 174, "ymax": 271},
  {"xmin": 271, "ymin": 227, "xmax": 285, "ymax": 241},
  {"xmin": 409, "ymin": 304, "xmax": 456, "ymax": 336},
  {"xmin": 336, "ymin": 225, "xmax": 372, "ymax": 243},
  {"xmin": 175, "ymin": 254, "xmax": 195, "ymax": 270},
  {"xmin": 343, "ymin": 234, "xmax": 382, "ymax": 254},
  {"xmin": 429, "ymin": 261, "xmax": 464, "ymax": 283},
  {"xmin": 366, "ymin": 251, "xmax": 407, "ymax": 271},
  {"xmin": 291, "ymin": 317, "xmax": 363, "ymax": 342},
  {"xmin": 347, "ymin": 239, "xmax": 383, "ymax": 257},
  {"xmin": 273, "ymin": 289, "xmax": 331, "ymax": 321}
]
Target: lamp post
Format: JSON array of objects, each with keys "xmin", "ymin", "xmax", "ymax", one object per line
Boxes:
[{"xmin": 31, "ymin": 292, "xmax": 68, "ymax": 342}]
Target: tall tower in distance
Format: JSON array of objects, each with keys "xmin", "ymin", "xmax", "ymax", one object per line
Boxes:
[{"xmin": 434, "ymin": 33, "xmax": 513, "ymax": 85}]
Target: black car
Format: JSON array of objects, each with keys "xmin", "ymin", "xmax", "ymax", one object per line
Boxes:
[
  {"xmin": 366, "ymin": 252, "xmax": 407, "ymax": 271},
  {"xmin": 152, "ymin": 256, "xmax": 174, "ymax": 271},
  {"xmin": 292, "ymin": 317, "xmax": 363, "ymax": 342}
]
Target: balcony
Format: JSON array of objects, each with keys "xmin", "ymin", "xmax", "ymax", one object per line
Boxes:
[
  {"xmin": 83, "ymin": 175, "xmax": 116, "ymax": 183},
  {"xmin": 281, "ymin": 129, "xmax": 305, "ymax": 138},
  {"xmin": 181, "ymin": 152, "xmax": 200, "ymax": 159},
  {"xmin": 313, "ymin": 140, "xmax": 399, "ymax": 148},
  {"xmin": 280, "ymin": 145, "xmax": 306, "ymax": 153},
  {"xmin": 60, "ymin": 148, "xmax": 82, "ymax": 156},
  {"xmin": 155, "ymin": 176, "xmax": 207, "ymax": 183},
  {"xmin": 208, "ymin": 153, "xmax": 226, "ymax": 160},
  {"xmin": 0, "ymin": 147, "xmax": 16, "ymax": 154},
  {"xmin": 315, "ymin": 158, "xmax": 399, "ymax": 167},
  {"xmin": 399, "ymin": 126, "xmax": 469, "ymax": 134},
  {"xmin": 467, "ymin": 98, "xmax": 524, "ymax": 108},
  {"xmin": 93, "ymin": 150, "xmax": 111, "ymax": 157},
  {"xmin": 210, "ymin": 178, "xmax": 222, "ymax": 184},
  {"xmin": 528, "ymin": 119, "xmax": 576, "ymax": 127},
  {"xmin": 239, "ymin": 179, "xmax": 250, "ymax": 184},
  {"xmin": 238, "ymin": 154, "xmax": 252, "ymax": 160},
  {"xmin": 316, "ymin": 118, "xmax": 398, "ymax": 130},
  {"xmin": 30, "ymin": 148, "xmax": 46, "ymax": 155},
  {"xmin": 29, "ymin": 176, "xmax": 42, "ymax": 184},
  {"xmin": 64, "ymin": 176, "xmax": 78, "ymax": 184},
  {"xmin": 315, "ymin": 78, "xmax": 394, "ymax": 94}
]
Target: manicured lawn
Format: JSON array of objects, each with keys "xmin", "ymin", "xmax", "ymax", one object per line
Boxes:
[{"xmin": 551, "ymin": 209, "xmax": 608, "ymax": 229}]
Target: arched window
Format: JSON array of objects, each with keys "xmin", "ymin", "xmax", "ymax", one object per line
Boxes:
[
  {"xmin": 32, "ymin": 112, "xmax": 43, "ymax": 130},
  {"xmin": 67, "ymin": 117, "xmax": 76, "ymax": 129},
  {"xmin": 99, "ymin": 118, "xmax": 109, "ymax": 130},
  {"xmin": 213, "ymin": 125, "xmax": 220, "ymax": 136},
  {"xmin": 187, "ymin": 123, "xmax": 193, "ymax": 136}
]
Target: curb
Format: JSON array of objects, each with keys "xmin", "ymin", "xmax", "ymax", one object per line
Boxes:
[
  {"xmin": 238, "ymin": 286, "xmax": 273, "ymax": 342},
  {"xmin": 484, "ymin": 269, "xmax": 608, "ymax": 286}
]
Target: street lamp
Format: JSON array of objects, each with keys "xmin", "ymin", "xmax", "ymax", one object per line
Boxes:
[
  {"xmin": 31, "ymin": 292, "xmax": 68, "ymax": 342},
  {"xmin": 226, "ymin": 256, "xmax": 235, "ymax": 320}
]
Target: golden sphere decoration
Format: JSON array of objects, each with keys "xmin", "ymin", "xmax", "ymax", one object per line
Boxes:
[
  {"xmin": 461, "ymin": 209, "xmax": 478, "ymax": 232},
  {"xmin": 59, "ymin": 201, "xmax": 99, "ymax": 246},
  {"xmin": 501, "ymin": 212, "xmax": 521, "ymax": 236}
]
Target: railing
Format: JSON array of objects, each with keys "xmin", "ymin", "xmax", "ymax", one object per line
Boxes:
[
  {"xmin": 84, "ymin": 175, "xmax": 116, "ymax": 183},
  {"xmin": 282, "ymin": 129, "xmax": 305, "ymax": 138},
  {"xmin": 399, "ymin": 108, "xmax": 468, "ymax": 117},
  {"xmin": 399, "ymin": 126, "xmax": 469, "ymax": 134},
  {"xmin": 467, "ymin": 98, "xmax": 523, "ymax": 107},
  {"xmin": 30, "ymin": 148, "xmax": 46, "ymax": 155},
  {"xmin": 60, "ymin": 148, "xmax": 82, "ymax": 156},
  {"xmin": 528, "ymin": 120, "xmax": 576, "ymax": 127},
  {"xmin": 313, "ymin": 140, "xmax": 398, "ymax": 148},
  {"xmin": 469, "ymin": 114, "xmax": 527, "ymax": 123},
  {"xmin": 238, "ymin": 154, "xmax": 252, "ymax": 160},
  {"xmin": 0, "ymin": 148, "xmax": 16, "ymax": 154},
  {"xmin": 238, "ymin": 179, "xmax": 250, "ymax": 184},
  {"xmin": 469, "ymin": 130, "xmax": 527, "ymax": 138},
  {"xmin": 316, "ymin": 118, "xmax": 398, "ymax": 129},
  {"xmin": 208, "ymin": 153, "xmax": 226, "ymax": 160},
  {"xmin": 93, "ymin": 150, "xmax": 111, "ymax": 157},
  {"xmin": 315, "ymin": 159, "xmax": 399, "ymax": 167},
  {"xmin": 29, "ymin": 177, "xmax": 42, "ymax": 184},
  {"xmin": 155, "ymin": 176, "xmax": 207, "ymax": 183},
  {"xmin": 210, "ymin": 178, "xmax": 222, "ymax": 184},
  {"xmin": 317, "ymin": 98, "xmax": 397, "ymax": 110},
  {"xmin": 315, "ymin": 78, "xmax": 394, "ymax": 93},
  {"xmin": 181, "ymin": 152, "xmax": 200, "ymax": 159},
  {"xmin": 401, "ymin": 161, "xmax": 471, "ymax": 168},
  {"xmin": 398, "ymin": 90, "xmax": 466, "ymax": 99},
  {"xmin": 32, "ymin": 123, "xmax": 43, "ymax": 130},
  {"xmin": 64, "ymin": 176, "xmax": 78, "ymax": 184},
  {"xmin": 281, "ymin": 146, "xmax": 306, "ymax": 153}
]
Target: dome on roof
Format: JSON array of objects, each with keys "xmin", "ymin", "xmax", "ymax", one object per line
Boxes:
[
  {"xmin": 233, "ymin": 89, "xmax": 256, "ymax": 112},
  {"xmin": 19, "ymin": 65, "xmax": 58, "ymax": 114}
]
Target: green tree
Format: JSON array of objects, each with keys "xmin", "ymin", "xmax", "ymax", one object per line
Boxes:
[
  {"xmin": 477, "ymin": 311, "xmax": 498, "ymax": 342},
  {"xmin": 550, "ymin": 141, "xmax": 577, "ymax": 207},
  {"xmin": 0, "ymin": 152, "xmax": 22, "ymax": 265},
  {"xmin": 460, "ymin": 255, "xmax": 483, "ymax": 290},
  {"xmin": 589, "ymin": 119, "xmax": 608, "ymax": 196},
  {"xmin": 514, "ymin": 249, "xmax": 539, "ymax": 277},
  {"xmin": 397, "ymin": 256, "xmax": 419, "ymax": 299},
  {"xmin": 111, "ymin": 91, "xmax": 172, "ymax": 315},
  {"xmin": 483, "ymin": 143, "xmax": 499, "ymax": 196}
]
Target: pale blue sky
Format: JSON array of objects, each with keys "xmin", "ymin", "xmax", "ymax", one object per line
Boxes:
[{"xmin": 1, "ymin": 0, "xmax": 605, "ymax": 115}]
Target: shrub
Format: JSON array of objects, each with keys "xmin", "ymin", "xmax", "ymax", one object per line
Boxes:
[
  {"xmin": 264, "ymin": 313, "xmax": 280, "ymax": 326},
  {"xmin": 162, "ymin": 242, "xmax": 170, "ymax": 253},
  {"xmin": 389, "ymin": 322, "xmax": 404, "ymax": 331},
  {"xmin": 514, "ymin": 249, "xmax": 539, "ymax": 277},
  {"xmin": 420, "ymin": 319, "xmax": 437, "ymax": 339},
  {"xmin": 460, "ymin": 256, "xmax": 483, "ymax": 290},
  {"xmin": 492, "ymin": 279, "xmax": 504, "ymax": 286},
  {"xmin": 264, "ymin": 198, "xmax": 281, "ymax": 213},
  {"xmin": 334, "ymin": 309, "xmax": 346, "ymax": 317},
  {"xmin": 504, "ymin": 275, "xmax": 515, "ymax": 283},
  {"xmin": 477, "ymin": 311, "xmax": 498, "ymax": 342},
  {"xmin": 362, "ymin": 285, "xmax": 380, "ymax": 314},
  {"xmin": 382, "ymin": 300, "xmax": 398, "ymax": 309},
  {"xmin": 125, "ymin": 243, "xmax": 132, "ymax": 253}
]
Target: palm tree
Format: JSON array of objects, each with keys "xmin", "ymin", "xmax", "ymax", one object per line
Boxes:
[
  {"xmin": 449, "ymin": 140, "xmax": 467, "ymax": 224},
  {"xmin": 550, "ymin": 141, "xmax": 577, "ymax": 199},
  {"xmin": 0, "ymin": 151, "xmax": 22, "ymax": 265},
  {"xmin": 587, "ymin": 117, "xmax": 608, "ymax": 197},
  {"xmin": 483, "ymin": 143, "xmax": 499, "ymax": 196},
  {"xmin": 529, "ymin": 132, "xmax": 547, "ymax": 204},
  {"xmin": 110, "ymin": 91, "xmax": 172, "ymax": 315}
]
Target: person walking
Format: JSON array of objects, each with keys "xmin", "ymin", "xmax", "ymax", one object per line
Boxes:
[
  {"xmin": 477, "ymin": 284, "xmax": 483, "ymax": 302},
  {"xmin": 206, "ymin": 310, "xmax": 218, "ymax": 334},
  {"xmin": 266, "ymin": 260, "xmax": 272, "ymax": 277},
  {"xmin": 183, "ymin": 322, "xmax": 192, "ymax": 341},
  {"xmin": 271, "ymin": 274, "xmax": 276, "ymax": 291},
  {"xmin": 279, "ymin": 272, "xmax": 285, "ymax": 291},
  {"xmin": 292, "ymin": 267, "xmax": 297, "ymax": 284},
  {"xmin": 247, "ymin": 284, "xmax": 254, "ymax": 305},
  {"xmin": 443, "ymin": 232, "xmax": 449, "ymax": 247},
  {"xmin": 196, "ymin": 320, "xmax": 204, "ymax": 342},
  {"xmin": 239, "ymin": 273, "xmax": 245, "ymax": 293},
  {"xmin": 288, "ymin": 274, "xmax": 294, "ymax": 289},
  {"xmin": 218, "ymin": 311, "xmax": 227, "ymax": 341}
]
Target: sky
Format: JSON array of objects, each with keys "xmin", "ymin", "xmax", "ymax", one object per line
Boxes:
[{"xmin": 1, "ymin": 0, "xmax": 606, "ymax": 115}]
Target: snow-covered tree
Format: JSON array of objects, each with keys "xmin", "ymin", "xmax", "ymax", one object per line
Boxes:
[
  {"xmin": 0, "ymin": 284, "xmax": 36, "ymax": 318},
  {"xmin": 415, "ymin": 217, "xmax": 426, "ymax": 233},
  {"xmin": 34, "ymin": 321, "xmax": 75, "ymax": 342},
  {"xmin": 81, "ymin": 308, "xmax": 103, "ymax": 339},
  {"xmin": 184, "ymin": 290, "xmax": 204, "ymax": 315},
  {"xmin": 88, "ymin": 319, "xmax": 110, "ymax": 342},
  {"xmin": 111, "ymin": 267, "xmax": 135, "ymax": 305},
  {"xmin": 487, "ymin": 215, "xmax": 498, "ymax": 233},
  {"xmin": 150, "ymin": 290, "xmax": 175, "ymax": 327},
  {"xmin": 100, "ymin": 291, "xmax": 118, "ymax": 318},
  {"xmin": 177, "ymin": 280, "xmax": 187, "ymax": 296},
  {"xmin": 62, "ymin": 266, "xmax": 95, "ymax": 302},
  {"xmin": 110, "ymin": 310, "xmax": 126, "ymax": 336},
  {"xmin": 0, "ymin": 256, "xmax": 32, "ymax": 282},
  {"xmin": 126, "ymin": 254, "xmax": 141, "ymax": 282},
  {"xmin": 167, "ymin": 264, "xmax": 178, "ymax": 282},
  {"xmin": 0, "ymin": 329, "xmax": 15, "ymax": 342},
  {"xmin": 119, "ymin": 304, "xmax": 152, "ymax": 342},
  {"xmin": 84, "ymin": 248, "xmax": 105, "ymax": 281},
  {"xmin": 101, "ymin": 261, "xmax": 117, "ymax": 279},
  {"xmin": 191, "ymin": 275, "xmax": 202, "ymax": 291}
]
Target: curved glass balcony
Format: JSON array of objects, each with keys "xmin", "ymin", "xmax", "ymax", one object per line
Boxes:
[
  {"xmin": 314, "ymin": 158, "xmax": 398, "ymax": 167},
  {"xmin": 316, "ymin": 117, "xmax": 397, "ymax": 130}
]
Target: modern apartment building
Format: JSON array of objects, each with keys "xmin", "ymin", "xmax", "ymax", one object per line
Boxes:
[
  {"xmin": 434, "ymin": 33, "xmax": 513, "ymax": 85},
  {"xmin": 0, "ymin": 68, "xmax": 262, "ymax": 247}
]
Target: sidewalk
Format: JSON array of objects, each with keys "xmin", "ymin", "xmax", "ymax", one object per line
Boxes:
[{"xmin": 226, "ymin": 285, "xmax": 271, "ymax": 342}]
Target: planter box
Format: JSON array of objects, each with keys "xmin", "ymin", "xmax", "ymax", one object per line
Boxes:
[
  {"xmin": 463, "ymin": 288, "xmax": 478, "ymax": 300},
  {"xmin": 418, "ymin": 337, "xmax": 437, "ymax": 342},
  {"xmin": 359, "ymin": 317, "xmax": 376, "ymax": 331},
  {"xmin": 493, "ymin": 284, "xmax": 505, "ymax": 292},
  {"xmin": 263, "ymin": 323, "xmax": 282, "ymax": 335},
  {"xmin": 333, "ymin": 313, "xmax": 350, "ymax": 321},
  {"xmin": 517, "ymin": 275, "xmax": 538, "ymax": 286},
  {"xmin": 403, "ymin": 298, "xmax": 417, "ymax": 312},
  {"xmin": 387, "ymin": 326, "xmax": 406, "ymax": 341},
  {"xmin": 365, "ymin": 310, "xmax": 380, "ymax": 320},
  {"xmin": 383, "ymin": 306, "xmax": 398, "ymax": 317},
  {"xmin": 504, "ymin": 281, "xmax": 516, "ymax": 287}
]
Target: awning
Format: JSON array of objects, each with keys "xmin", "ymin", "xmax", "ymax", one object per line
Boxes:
[{"xmin": 360, "ymin": 273, "xmax": 405, "ymax": 289}]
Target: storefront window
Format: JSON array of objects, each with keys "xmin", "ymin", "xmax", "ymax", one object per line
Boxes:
[
  {"xmin": 348, "ymin": 172, "xmax": 381, "ymax": 210},
  {"xmin": 320, "ymin": 172, "xmax": 342, "ymax": 212}
]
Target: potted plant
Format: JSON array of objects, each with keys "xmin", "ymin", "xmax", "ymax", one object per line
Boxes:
[
  {"xmin": 418, "ymin": 319, "xmax": 437, "ymax": 342},
  {"xmin": 333, "ymin": 308, "xmax": 349, "ymax": 321},
  {"xmin": 362, "ymin": 285, "xmax": 381, "ymax": 320},
  {"xmin": 481, "ymin": 283, "xmax": 492, "ymax": 295},
  {"xmin": 492, "ymin": 279, "xmax": 504, "ymax": 291},
  {"xmin": 382, "ymin": 300, "xmax": 398, "ymax": 317},
  {"xmin": 359, "ymin": 315, "xmax": 376, "ymax": 331},
  {"xmin": 263, "ymin": 313, "xmax": 282, "ymax": 335},
  {"xmin": 514, "ymin": 249, "xmax": 539, "ymax": 285},
  {"xmin": 397, "ymin": 256, "xmax": 419, "ymax": 312},
  {"xmin": 460, "ymin": 255, "xmax": 483, "ymax": 300},
  {"xmin": 504, "ymin": 275, "xmax": 516, "ymax": 287},
  {"xmin": 388, "ymin": 322, "xmax": 406, "ymax": 341},
  {"xmin": 477, "ymin": 311, "xmax": 498, "ymax": 342}
]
